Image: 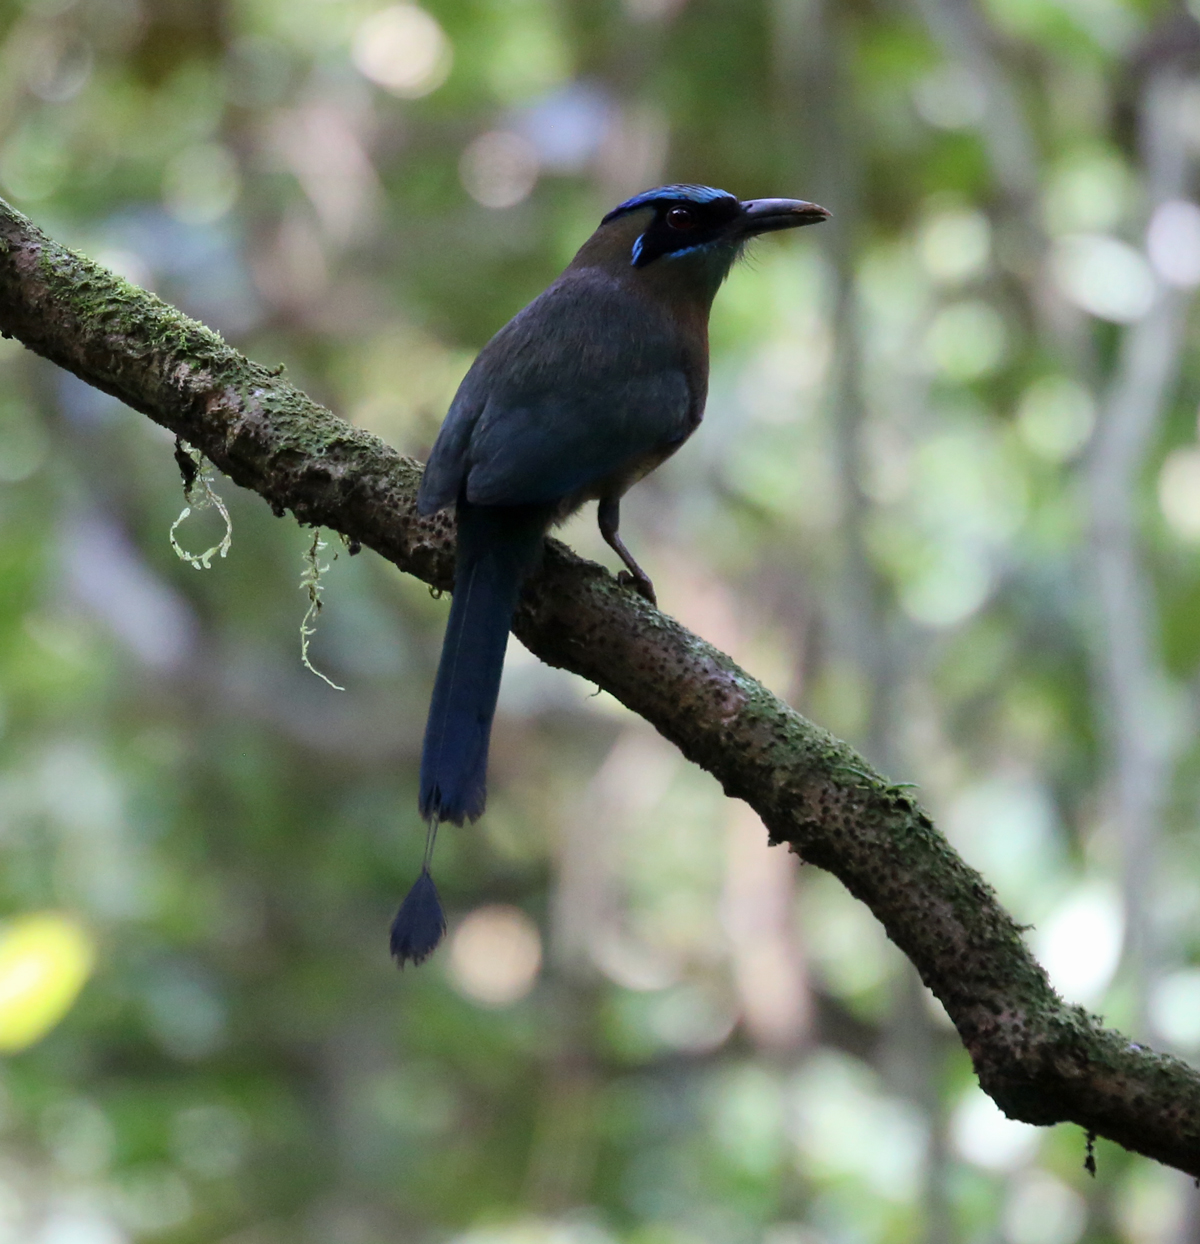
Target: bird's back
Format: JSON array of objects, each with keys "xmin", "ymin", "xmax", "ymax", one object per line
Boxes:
[{"xmin": 418, "ymin": 266, "xmax": 705, "ymax": 517}]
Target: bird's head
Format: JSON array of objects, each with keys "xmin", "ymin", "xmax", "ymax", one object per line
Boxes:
[{"xmin": 571, "ymin": 184, "xmax": 829, "ymax": 302}]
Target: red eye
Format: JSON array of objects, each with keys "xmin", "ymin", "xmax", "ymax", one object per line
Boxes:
[{"xmin": 666, "ymin": 206, "xmax": 696, "ymax": 230}]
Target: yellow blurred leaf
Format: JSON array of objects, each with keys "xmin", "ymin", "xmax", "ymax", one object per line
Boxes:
[{"xmin": 0, "ymin": 913, "xmax": 95, "ymax": 1053}]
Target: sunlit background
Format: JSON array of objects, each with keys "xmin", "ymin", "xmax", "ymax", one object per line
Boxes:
[{"xmin": 0, "ymin": 0, "xmax": 1199, "ymax": 1240}]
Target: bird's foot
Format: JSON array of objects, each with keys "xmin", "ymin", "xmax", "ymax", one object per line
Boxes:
[{"xmin": 617, "ymin": 569, "xmax": 657, "ymax": 606}]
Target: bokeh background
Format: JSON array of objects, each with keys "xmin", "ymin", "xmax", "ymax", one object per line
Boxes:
[{"xmin": 1, "ymin": 0, "xmax": 1200, "ymax": 1240}]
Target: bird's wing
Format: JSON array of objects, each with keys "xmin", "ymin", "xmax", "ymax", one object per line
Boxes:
[
  {"xmin": 417, "ymin": 372, "xmax": 487, "ymax": 515},
  {"xmin": 424, "ymin": 273, "xmax": 695, "ymax": 511},
  {"xmin": 463, "ymin": 368, "xmax": 691, "ymax": 508}
]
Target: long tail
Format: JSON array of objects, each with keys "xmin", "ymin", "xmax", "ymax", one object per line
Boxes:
[
  {"xmin": 392, "ymin": 502, "xmax": 547, "ymax": 966},
  {"xmin": 420, "ymin": 503, "xmax": 548, "ymax": 824}
]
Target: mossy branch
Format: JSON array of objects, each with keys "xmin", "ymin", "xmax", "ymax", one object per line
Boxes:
[{"xmin": 1, "ymin": 195, "xmax": 1197, "ymax": 1173}]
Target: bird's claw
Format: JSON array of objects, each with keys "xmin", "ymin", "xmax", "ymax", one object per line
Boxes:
[{"xmin": 617, "ymin": 570, "xmax": 657, "ymax": 607}]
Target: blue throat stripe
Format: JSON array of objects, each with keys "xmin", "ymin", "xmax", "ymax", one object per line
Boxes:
[
  {"xmin": 629, "ymin": 236, "xmax": 722, "ymax": 266},
  {"xmin": 664, "ymin": 238, "xmax": 722, "ymax": 260}
]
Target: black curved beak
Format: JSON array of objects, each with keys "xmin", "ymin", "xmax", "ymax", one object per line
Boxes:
[{"xmin": 739, "ymin": 198, "xmax": 831, "ymax": 235}]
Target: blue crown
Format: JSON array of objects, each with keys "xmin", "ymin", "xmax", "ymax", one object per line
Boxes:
[{"xmin": 602, "ymin": 184, "xmax": 735, "ymax": 224}]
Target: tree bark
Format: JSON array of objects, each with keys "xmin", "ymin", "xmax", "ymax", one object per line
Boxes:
[{"xmin": 2, "ymin": 196, "xmax": 1198, "ymax": 1174}]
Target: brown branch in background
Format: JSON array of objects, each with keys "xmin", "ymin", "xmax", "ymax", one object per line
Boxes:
[
  {"xmin": 2, "ymin": 196, "xmax": 1199, "ymax": 1174},
  {"xmin": 1087, "ymin": 68, "xmax": 1196, "ymax": 1031},
  {"xmin": 785, "ymin": 3, "xmax": 959, "ymax": 1238}
]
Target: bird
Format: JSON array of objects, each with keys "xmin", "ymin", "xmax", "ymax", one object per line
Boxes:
[{"xmin": 390, "ymin": 183, "xmax": 829, "ymax": 966}]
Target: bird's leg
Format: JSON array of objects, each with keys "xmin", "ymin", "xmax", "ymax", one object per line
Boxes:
[{"xmin": 598, "ymin": 497, "xmax": 656, "ymax": 606}]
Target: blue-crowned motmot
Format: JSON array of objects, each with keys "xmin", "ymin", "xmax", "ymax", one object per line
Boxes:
[{"xmin": 391, "ymin": 184, "xmax": 829, "ymax": 965}]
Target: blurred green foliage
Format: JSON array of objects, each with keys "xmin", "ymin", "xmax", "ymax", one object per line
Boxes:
[{"xmin": 1, "ymin": 0, "xmax": 1200, "ymax": 1240}]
